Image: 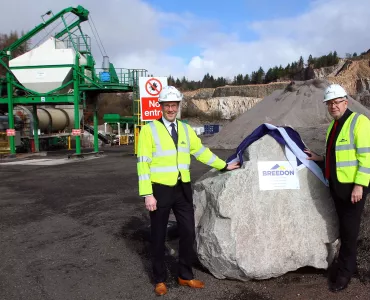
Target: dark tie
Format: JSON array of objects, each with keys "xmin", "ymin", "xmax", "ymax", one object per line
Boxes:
[
  {"xmin": 325, "ymin": 121, "xmax": 338, "ymax": 179},
  {"xmin": 170, "ymin": 123, "xmax": 178, "ymax": 146}
]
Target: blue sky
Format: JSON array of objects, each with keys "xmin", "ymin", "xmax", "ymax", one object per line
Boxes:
[
  {"xmin": 1, "ymin": 0, "xmax": 369, "ymax": 80},
  {"xmin": 150, "ymin": 0, "xmax": 312, "ymax": 22},
  {"xmin": 150, "ymin": 0, "xmax": 313, "ymax": 61}
]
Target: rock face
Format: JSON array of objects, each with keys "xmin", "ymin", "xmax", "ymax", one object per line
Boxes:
[
  {"xmin": 182, "ymin": 83, "xmax": 289, "ymax": 120},
  {"xmin": 313, "ymin": 59, "xmax": 348, "ymax": 79},
  {"xmin": 193, "ymin": 134, "xmax": 339, "ymax": 281},
  {"xmin": 182, "ymin": 96, "xmax": 262, "ymax": 120},
  {"xmin": 359, "ymin": 92, "xmax": 370, "ymax": 108},
  {"xmin": 212, "ymin": 83, "xmax": 289, "ymax": 98}
]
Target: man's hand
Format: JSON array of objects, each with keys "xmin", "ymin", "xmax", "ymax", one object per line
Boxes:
[
  {"xmin": 145, "ymin": 195, "xmax": 157, "ymax": 211},
  {"xmin": 304, "ymin": 149, "xmax": 324, "ymax": 161},
  {"xmin": 351, "ymin": 184, "xmax": 363, "ymax": 204},
  {"xmin": 226, "ymin": 162, "xmax": 240, "ymax": 171}
]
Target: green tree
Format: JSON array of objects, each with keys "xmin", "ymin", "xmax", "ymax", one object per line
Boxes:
[
  {"xmin": 250, "ymin": 71, "xmax": 257, "ymax": 84},
  {"xmin": 256, "ymin": 67, "xmax": 265, "ymax": 84},
  {"xmin": 298, "ymin": 56, "xmax": 304, "ymax": 70},
  {"xmin": 243, "ymin": 74, "xmax": 250, "ymax": 84},
  {"xmin": 0, "ymin": 31, "xmax": 31, "ymax": 76},
  {"xmin": 307, "ymin": 54, "xmax": 314, "ymax": 66}
]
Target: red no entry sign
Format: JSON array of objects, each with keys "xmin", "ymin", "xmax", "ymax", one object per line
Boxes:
[
  {"xmin": 145, "ymin": 78, "xmax": 162, "ymax": 96},
  {"xmin": 72, "ymin": 129, "xmax": 81, "ymax": 136},
  {"xmin": 6, "ymin": 129, "xmax": 16, "ymax": 136},
  {"xmin": 141, "ymin": 97, "xmax": 162, "ymax": 121}
]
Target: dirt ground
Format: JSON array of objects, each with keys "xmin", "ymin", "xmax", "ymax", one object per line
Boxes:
[{"xmin": 0, "ymin": 147, "xmax": 369, "ymax": 300}]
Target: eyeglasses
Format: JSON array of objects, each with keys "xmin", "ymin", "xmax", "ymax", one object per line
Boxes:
[
  {"xmin": 326, "ymin": 99, "xmax": 346, "ymax": 107},
  {"xmin": 163, "ymin": 104, "xmax": 178, "ymax": 109}
]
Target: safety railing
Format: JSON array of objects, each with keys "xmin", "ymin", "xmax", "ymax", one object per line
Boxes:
[
  {"xmin": 64, "ymin": 34, "xmax": 92, "ymax": 53},
  {"xmin": 95, "ymin": 68, "xmax": 148, "ymax": 86}
]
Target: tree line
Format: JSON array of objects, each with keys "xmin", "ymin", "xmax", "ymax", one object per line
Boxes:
[
  {"xmin": 169, "ymin": 50, "xmax": 367, "ymax": 90},
  {"xmin": 0, "ymin": 31, "xmax": 30, "ymax": 76}
]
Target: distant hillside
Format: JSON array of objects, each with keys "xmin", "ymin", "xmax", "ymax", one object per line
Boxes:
[{"xmin": 90, "ymin": 52, "xmax": 370, "ymax": 124}]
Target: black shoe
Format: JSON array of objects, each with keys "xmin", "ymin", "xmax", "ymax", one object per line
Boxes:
[{"xmin": 329, "ymin": 276, "xmax": 350, "ymax": 293}]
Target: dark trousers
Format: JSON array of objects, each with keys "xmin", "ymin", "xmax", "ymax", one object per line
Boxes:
[
  {"xmin": 150, "ymin": 181, "xmax": 195, "ymax": 283},
  {"xmin": 330, "ymin": 188, "xmax": 367, "ymax": 279}
]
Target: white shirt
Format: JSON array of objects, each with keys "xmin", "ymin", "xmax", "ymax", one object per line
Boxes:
[{"xmin": 162, "ymin": 117, "xmax": 177, "ymax": 136}]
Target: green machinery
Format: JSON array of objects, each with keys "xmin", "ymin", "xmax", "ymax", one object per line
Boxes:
[{"xmin": 0, "ymin": 5, "xmax": 147, "ymax": 155}]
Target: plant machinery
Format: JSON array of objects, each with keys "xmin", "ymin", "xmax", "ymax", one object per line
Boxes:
[{"xmin": 0, "ymin": 5, "xmax": 147, "ymax": 155}]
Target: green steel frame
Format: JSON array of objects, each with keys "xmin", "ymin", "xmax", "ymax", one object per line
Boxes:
[{"xmin": 0, "ymin": 5, "xmax": 147, "ymax": 155}]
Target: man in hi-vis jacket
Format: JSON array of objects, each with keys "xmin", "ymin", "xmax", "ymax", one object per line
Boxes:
[
  {"xmin": 305, "ymin": 83, "xmax": 370, "ymax": 293},
  {"xmin": 137, "ymin": 85, "xmax": 239, "ymax": 296}
]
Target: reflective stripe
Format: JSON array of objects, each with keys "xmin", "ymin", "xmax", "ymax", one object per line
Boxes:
[
  {"xmin": 207, "ymin": 154, "xmax": 217, "ymax": 165},
  {"xmin": 178, "ymin": 148, "xmax": 189, "ymax": 153},
  {"xmin": 194, "ymin": 146, "xmax": 207, "ymax": 158},
  {"xmin": 150, "ymin": 166, "xmax": 178, "ymax": 173},
  {"xmin": 359, "ymin": 166, "xmax": 370, "ymax": 174},
  {"xmin": 137, "ymin": 156, "xmax": 152, "ymax": 163},
  {"xmin": 336, "ymin": 144, "xmax": 355, "ymax": 151},
  {"xmin": 349, "ymin": 113, "xmax": 359, "ymax": 145},
  {"xmin": 139, "ymin": 174, "xmax": 150, "ymax": 180},
  {"xmin": 178, "ymin": 164, "xmax": 190, "ymax": 170},
  {"xmin": 153, "ymin": 149, "xmax": 177, "ymax": 157},
  {"xmin": 149, "ymin": 121, "xmax": 162, "ymax": 152},
  {"xmin": 337, "ymin": 161, "xmax": 358, "ymax": 167},
  {"xmin": 335, "ymin": 114, "xmax": 358, "ymax": 151},
  {"xmin": 357, "ymin": 147, "xmax": 370, "ymax": 154}
]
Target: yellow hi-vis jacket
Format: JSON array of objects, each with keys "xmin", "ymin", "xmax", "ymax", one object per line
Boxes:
[
  {"xmin": 137, "ymin": 120, "xmax": 227, "ymax": 196},
  {"xmin": 326, "ymin": 112, "xmax": 370, "ymax": 186}
]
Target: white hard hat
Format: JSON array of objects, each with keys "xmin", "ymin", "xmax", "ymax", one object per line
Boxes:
[
  {"xmin": 158, "ymin": 86, "xmax": 183, "ymax": 102},
  {"xmin": 323, "ymin": 84, "xmax": 347, "ymax": 102}
]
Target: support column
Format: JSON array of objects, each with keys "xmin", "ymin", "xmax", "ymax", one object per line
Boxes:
[
  {"xmin": 118, "ymin": 122, "xmax": 121, "ymax": 146},
  {"xmin": 32, "ymin": 105, "xmax": 40, "ymax": 152},
  {"xmin": 125, "ymin": 123, "xmax": 129, "ymax": 145},
  {"xmin": 6, "ymin": 72, "xmax": 15, "ymax": 154},
  {"xmin": 73, "ymin": 60, "xmax": 81, "ymax": 155},
  {"xmin": 93, "ymin": 104, "xmax": 99, "ymax": 152},
  {"xmin": 104, "ymin": 122, "xmax": 107, "ymax": 134}
]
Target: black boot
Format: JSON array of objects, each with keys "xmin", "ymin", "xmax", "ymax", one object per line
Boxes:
[{"xmin": 329, "ymin": 276, "xmax": 350, "ymax": 293}]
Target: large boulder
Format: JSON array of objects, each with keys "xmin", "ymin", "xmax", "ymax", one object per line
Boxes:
[{"xmin": 193, "ymin": 134, "xmax": 339, "ymax": 280}]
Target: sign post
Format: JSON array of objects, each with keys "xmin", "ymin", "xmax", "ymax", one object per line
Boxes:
[{"xmin": 138, "ymin": 77, "xmax": 168, "ymax": 122}]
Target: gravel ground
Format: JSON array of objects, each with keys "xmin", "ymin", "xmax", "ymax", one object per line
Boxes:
[{"xmin": 0, "ymin": 147, "xmax": 369, "ymax": 300}]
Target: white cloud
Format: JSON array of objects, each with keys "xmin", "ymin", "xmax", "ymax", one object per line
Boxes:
[
  {"xmin": 1, "ymin": 0, "xmax": 369, "ymax": 81},
  {"xmin": 184, "ymin": 0, "xmax": 370, "ymax": 80}
]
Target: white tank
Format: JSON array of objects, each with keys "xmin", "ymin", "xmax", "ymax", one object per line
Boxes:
[
  {"xmin": 9, "ymin": 37, "xmax": 87, "ymax": 94},
  {"xmin": 37, "ymin": 108, "xmax": 70, "ymax": 131},
  {"xmin": 102, "ymin": 56, "xmax": 110, "ymax": 71},
  {"xmin": 14, "ymin": 105, "xmax": 83, "ymax": 134}
]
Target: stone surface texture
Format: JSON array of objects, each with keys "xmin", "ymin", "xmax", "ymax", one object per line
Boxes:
[{"xmin": 193, "ymin": 135, "xmax": 339, "ymax": 280}]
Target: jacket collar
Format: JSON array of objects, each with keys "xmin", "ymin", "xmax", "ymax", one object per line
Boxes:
[
  {"xmin": 159, "ymin": 117, "xmax": 177, "ymax": 129},
  {"xmin": 336, "ymin": 108, "xmax": 352, "ymax": 126}
]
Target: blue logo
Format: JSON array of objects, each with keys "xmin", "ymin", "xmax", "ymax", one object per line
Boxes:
[{"xmin": 263, "ymin": 164, "xmax": 294, "ymax": 176}]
